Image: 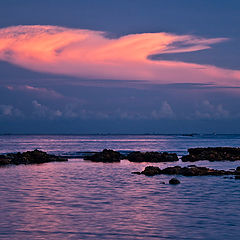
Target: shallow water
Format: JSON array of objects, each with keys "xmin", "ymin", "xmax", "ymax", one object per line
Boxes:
[{"xmin": 1, "ymin": 135, "xmax": 240, "ymax": 239}]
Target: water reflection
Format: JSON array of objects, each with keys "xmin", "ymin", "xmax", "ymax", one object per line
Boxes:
[{"xmin": 1, "ymin": 160, "xmax": 240, "ymax": 239}]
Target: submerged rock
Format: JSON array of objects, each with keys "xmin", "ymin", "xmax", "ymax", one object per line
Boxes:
[
  {"xmin": 83, "ymin": 149, "xmax": 122, "ymax": 162},
  {"xmin": 0, "ymin": 149, "xmax": 67, "ymax": 166},
  {"xmin": 134, "ymin": 165, "xmax": 237, "ymax": 177},
  {"xmin": 127, "ymin": 151, "xmax": 178, "ymax": 162},
  {"xmin": 182, "ymin": 147, "xmax": 240, "ymax": 162},
  {"xmin": 225, "ymin": 176, "xmax": 234, "ymax": 179},
  {"xmin": 169, "ymin": 178, "xmax": 180, "ymax": 184}
]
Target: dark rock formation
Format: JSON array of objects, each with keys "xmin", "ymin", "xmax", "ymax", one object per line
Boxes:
[
  {"xmin": 235, "ymin": 175, "xmax": 240, "ymax": 180},
  {"xmin": 169, "ymin": 178, "xmax": 180, "ymax": 184},
  {"xmin": 132, "ymin": 171, "xmax": 141, "ymax": 175},
  {"xmin": 127, "ymin": 151, "xmax": 178, "ymax": 162},
  {"xmin": 161, "ymin": 165, "xmax": 234, "ymax": 176},
  {"xmin": 0, "ymin": 155, "xmax": 12, "ymax": 165},
  {"xmin": 236, "ymin": 166, "xmax": 240, "ymax": 172},
  {"xmin": 83, "ymin": 149, "xmax": 122, "ymax": 162},
  {"xmin": 182, "ymin": 147, "xmax": 240, "ymax": 162},
  {"xmin": 133, "ymin": 165, "xmax": 238, "ymax": 177},
  {"xmin": 0, "ymin": 149, "xmax": 67, "ymax": 166},
  {"xmin": 141, "ymin": 166, "xmax": 161, "ymax": 176}
]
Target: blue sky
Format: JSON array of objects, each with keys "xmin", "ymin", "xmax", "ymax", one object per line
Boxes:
[{"xmin": 0, "ymin": 0, "xmax": 239, "ymax": 133}]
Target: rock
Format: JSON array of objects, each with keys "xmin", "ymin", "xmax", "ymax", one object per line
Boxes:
[
  {"xmin": 236, "ymin": 166, "xmax": 240, "ymax": 172},
  {"xmin": 141, "ymin": 166, "xmax": 161, "ymax": 176},
  {"xmin": 161, "ymin": 165, "xmax": 233, "ymax": 176},
  {"xmin": 0, "ymin": 149, "xmax": 67, "ymax": 166},
  {"xmin": 83, "ymin": 149, "xmax": 122, "ymax": 162},
  {"xmin": 169, "ymin": 178, "xmax": 180, "ymax": 184},
  {"xmin": 0, "ymin": 155, "xmax": 12, "ymax": 165},
  {"xmin": 136, "ymin": 165, "xmax": 236, "ymax": 177},
  {"xmin": 131, "ymin": 171, "xmax": 141, "ymax": 175},
  {"xmin": 235, "ymin": 175, "xmax": 240, "ymax": 180},
  {"xmin": 182, "ymin": 147, "xmax": 240, "ymax": 162},
  {"xmin": 127, "ymin": 151, "xmax": 178, "ymax": 162},
  {"xmin": 0, "ymin": 155, "xmax": 11, "ymax": 166},
  {"xmin": 161, "ymin": 166, "xmax": 182, "ymax": 175}
]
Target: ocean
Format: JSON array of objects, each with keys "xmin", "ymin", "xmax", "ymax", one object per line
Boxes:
[{"xmin": 0, "ymin": 134, "xmax": 240, "ymax": 239}]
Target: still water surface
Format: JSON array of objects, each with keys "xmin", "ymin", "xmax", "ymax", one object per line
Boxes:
[
  {"xmin": 1, "ymin": 134, "xmax": 240, "ymax": 156},
  {"xmin": 0, "ymin": 135, "xmax": 240, "ymax": 239}
]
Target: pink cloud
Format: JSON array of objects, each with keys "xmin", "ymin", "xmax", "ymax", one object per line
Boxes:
[{"xmin": 0, "ymin": 25, "xmax": 239, "ymax": 87}]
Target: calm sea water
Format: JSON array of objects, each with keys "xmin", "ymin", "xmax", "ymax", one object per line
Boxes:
[{"xmin": 1, "ymin": 134, "xmax": 240, "ymax": 240}]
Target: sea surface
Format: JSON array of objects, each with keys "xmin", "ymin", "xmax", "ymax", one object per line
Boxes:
[{"xmin": 0, "ymin": 134, "xmax": 240, "ymax": 240}]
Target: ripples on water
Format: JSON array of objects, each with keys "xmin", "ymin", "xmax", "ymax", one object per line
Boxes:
[
  {"xmin": 1, "ymin": 134, "xmax": 240, "ymax": 156},
  {"xmin": 0, "ymin": 135, "xmax": 240, "ymax": 239}
]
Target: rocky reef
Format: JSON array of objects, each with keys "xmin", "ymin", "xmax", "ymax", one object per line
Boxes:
[
  {"xmin": 182, "ymin": 147, "xmax": 240, "ymax": 162},
  {"xmin": 0, "ymin": 149, "xmax": 68, "ymax": 166},
  {"xmin": 126, "ymin": 151, "xmax": 178, "ymax": 162},
  {"xmin": 83, "ymin": 149, "xmax": 122, "ymax": 162},
  {"xmin": 133, "ymin": 165, "xmax": 240, "ymax": 177},
  {"xmin": 84, "ymin": 149, "xmax": 178, "ymax": 163}
]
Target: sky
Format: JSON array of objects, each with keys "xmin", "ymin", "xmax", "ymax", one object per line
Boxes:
[{"xmin": 0, "ymin": 0, "xmax": 240, "ymax": 134}]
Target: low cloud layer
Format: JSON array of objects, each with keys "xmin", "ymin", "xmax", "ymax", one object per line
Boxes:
[
  {"xmin": 0, "ymin": 104, "xmax": 22, "ymax": 117},
  {"xmin": 0, "ymin": 25, "xmax": 240, "ymax": 87},
  {"xmin": 7, "ymin": 85, "xmax": 63, "ymax": 99}
]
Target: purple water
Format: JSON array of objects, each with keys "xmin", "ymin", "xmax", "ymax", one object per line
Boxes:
[
  {"xmin": 0, "ymin": 134, "xmax": 240, "ymax": 239},
  {"xmin": 1, "ymin": 134, "xmax": 240, "ymax": 156}
]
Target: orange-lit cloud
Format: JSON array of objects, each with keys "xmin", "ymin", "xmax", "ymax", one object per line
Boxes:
[{"xmin": 0, "ymin": 25, "xmax": 240, "ymax": 87}]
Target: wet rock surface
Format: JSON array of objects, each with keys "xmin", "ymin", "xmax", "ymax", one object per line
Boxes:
[
  {"xmin": 127, "ymin": 151, "xmax": 178, "ymax": 162},
  {"xmin": 182, "ymin": 147, "xmax": 240, "ymax": 162},
  {"xmin": 141, "ymin": 166, "xmax": 162, "ymax": 176},
  {"xmin": 169, "ymin": 178, "xmax": 180, "ymax": 184},
  {"xmin": 84, "ymin": 149, "xmax": 122, "ymax": 162},
  {"xmin": 133, "ymin": 165, "xmax": 240, "ymax": 177},
  {"xmin": 0, "ymin": 149, "xmax": 67, "ymax": 166},
  {"xmin": 0, "ymin": 156, "xmax": 12, "ymax": 165}
]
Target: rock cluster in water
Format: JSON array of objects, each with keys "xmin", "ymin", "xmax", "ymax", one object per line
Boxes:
[
  {"xmin": 133, "ymin": 165, "xmax": 240, "ymax": 177},
  {"xmin": 84, "ymin": 149, "xmax": 178, "ymax": 163},
  {"xmin": 126, "ymin": 151, "xmax": 178, "ymax": 162},
  {"xmin": 83, "ymin": 149, "xmax": 122, "ymax": 162},
  {"xmin": 0, "ymin": 149, "xmax": 68, "ymax": 166},
  {"xmin": 182, "ymin": 147, "xmax": 240, "ymax": 162}
]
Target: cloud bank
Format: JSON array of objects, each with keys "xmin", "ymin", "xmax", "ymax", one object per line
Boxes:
[{"xmin": 0, "ymin": 25, "xmax": 240, "ymax": 87}]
